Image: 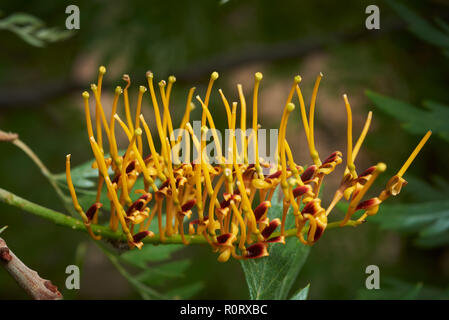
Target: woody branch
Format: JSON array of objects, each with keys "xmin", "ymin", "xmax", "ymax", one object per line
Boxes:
[{"xmin": 0, "ymin": 236, "xmax": 63, "ymax": 300}]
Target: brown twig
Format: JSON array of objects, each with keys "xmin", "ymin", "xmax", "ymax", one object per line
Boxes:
[{"xmin": 0, "ymin": 237, "xmax": 63, "ymax": 300}]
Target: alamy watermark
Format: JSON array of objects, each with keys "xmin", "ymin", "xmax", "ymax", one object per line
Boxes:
[
  {"xmin": 166, "ymin": 121, "xmax": 278, "ymax": 171},
  {"xmin": 365, "ymin": 5, "xmax": 380, "ymax": 30},
  {"xmin": 65, "ymin": 5, "xmax": 80, "ymax": 30},
  {"xmin": 365, "ymin": 264, "xmax": 380, "ymax": 290}
]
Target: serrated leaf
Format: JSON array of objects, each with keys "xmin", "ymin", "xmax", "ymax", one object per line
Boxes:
[
  {"xmin": 290, "ymin": 283, "xmax": 310, "ymax": 300},
  {"xmin": 240, "ymin": 187, "xmax": 310, "ymax": 300},
  {"xmin": 366, "ymin": 90, "xmax": 449, "ymax": 141},
  {"xmin": 120, "ymin": 244, "xmax": 184, "ymax": 269}
]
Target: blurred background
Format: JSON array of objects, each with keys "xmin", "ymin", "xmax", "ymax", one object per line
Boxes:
[{"xmin": 1, "ymin": 0, "xmax": 449, "ymax": 299}]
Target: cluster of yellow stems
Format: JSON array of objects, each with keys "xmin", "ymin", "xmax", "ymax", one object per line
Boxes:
[{"xmin": 65, "ymin": 66, "xmax": 431, "ymax": 262}]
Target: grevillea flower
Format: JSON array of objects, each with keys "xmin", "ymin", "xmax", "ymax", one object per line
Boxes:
[{"xmin": 65, "ymin": 66, "xmax": 431, "ymax": 262}]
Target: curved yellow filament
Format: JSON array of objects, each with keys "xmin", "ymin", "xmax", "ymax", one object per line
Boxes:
[
  {"xmin": 308, "ymin": 73, "xmax": 323, "ymax": 166},
  {"xmin": 397, "ymin": 130, "xmax": 432, "ymax": 177},
  {"xmin": 237, "ymin": 84, "xmax": 247, "ymax": 163},
  {"xmin": 343, "ymin": 94, "xmax": 356, "ymax": 177},
  {"xmin": 295, "ymin": 85, "xmax": 310, "ymax": 141},
  {"xmin": 352, "ymin": 111, "xmax": 372, "ymax": 161},
  {"xmin": 140, "ymin": 115, "xmax": 166, "ymax": 181},
  {"xmin": 82, "ymin": 92, "xmax": 94, "ymax": 139}
]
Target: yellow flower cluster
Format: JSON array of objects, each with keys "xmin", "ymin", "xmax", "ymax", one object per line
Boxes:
[{"xmin": 65, "ymin": 66, "xmax": 431, "ymax": 262}]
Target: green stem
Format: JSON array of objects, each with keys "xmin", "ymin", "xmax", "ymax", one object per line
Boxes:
[{"xmin": 0, "ymin": 187, "xmax": 359, "ymax": 245}]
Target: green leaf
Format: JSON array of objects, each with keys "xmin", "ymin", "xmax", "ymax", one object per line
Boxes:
[
  {"xmin": 120, "ymin": 244, "xmax": 184, "ymax": 269},
  {"xmin": 0, "ymin": 13, "xmax": 74, "ymax": 47},
  {"xmin": 370, "ymin": 200, "xmax": 449, "ymax": 248},
  {"xmin": 240, "ymin": 187, "xmax": 310, "ymax": 300},
  {"xmin": 386, "ymin": 0, "xmax": 449, "ymax": 50},
  {"xmin": 290, "ymin": 284, "xmax": 310, "ymax": 300},
  {"xmin": 366, "ymin": 90, "xmax": 449, "ymax": 141},
  {"xmin": 135, "ymin": 260, "xmax": 191, "ymax": 286}
]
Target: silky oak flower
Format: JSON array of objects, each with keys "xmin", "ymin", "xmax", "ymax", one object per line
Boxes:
[{"xmin": 65, "ymin": 66, "xmax": 431, "ymax": 262}]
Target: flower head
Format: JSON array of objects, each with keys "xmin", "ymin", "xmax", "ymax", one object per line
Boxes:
[{"xmin": 65, "ymin": 66, "xmax": 431, "ymax": 261}]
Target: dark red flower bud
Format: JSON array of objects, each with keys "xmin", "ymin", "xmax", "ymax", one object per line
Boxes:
[
  {"xmin": 215, "ymin": 233, "xmax": 236, "ymax": 247},
  {"xmin": 301, "ymin": 165, "xmax": 317, "ymax": 182},
  {"xmin": 359, "ymin": 166, "xmax": 376, "ymax": 177},
  {"xmin": 308, "ymin": 224, "xmax": 325, "ymax": 243},
  {"xmin": 301, "ymin": 200, "xmax": 321, "ymax": 215},
  {"xmin": 266, "ymin": 170, "xmax": 282, "ymax": 179},
  {"xmin": 182, "ymin": 199, "xmax": 196, "ymax": 212},
  {"xmin": 160, "ymin": 179, "xmax": 170, "ymax": 189},
  {"xmin": 293, "ymin": 185, "xmax": 311, "ymax": 198},
  {"xmin": 261, "ymin": 218, "xmax": 280, "ymax": 239},
  {"xmin": 355, "ymin": 198, "xmax": 381, "ymax": 211},
  {"xmin": 322, "ymin": 151, "xmax": 342, "ymax": 165},
  {"xmin": 264, "ymin": 236, "xmax": 285, "ymax": 244},
  {"xmin": 112, "ymin": 174, "xmax": 121, "ymax": 184},
  {"xmin": 133, "ymin": 231, "xmax": 151, "ymax": 243},
  {"xmin": 126, "ymin": 160, "xmax": 136, "ymax": 173},
  {"xmin": 86, "ymin": 203, "xmax": 102, "ymax": 221},
  {"xmin": 254, "ymin": 201, "xmax": 271, "ymax": 222},
  {"xmin": 244, "ymin": 243, "xmax": 269, "ymax": 259},
  {"xmin": 220, "ymin": 198, "xmax": 231, "ymax": 209}
]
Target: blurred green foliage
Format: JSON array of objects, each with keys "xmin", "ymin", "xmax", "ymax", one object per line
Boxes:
[
  {"xmin": 0, "ymin": 12, "xmax": 74, "ymax": 47},
  {"xmin": 1, "ymin": 0, "xmax": 449, "ymax": 300}
]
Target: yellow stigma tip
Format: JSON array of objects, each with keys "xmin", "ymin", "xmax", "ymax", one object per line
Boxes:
[
  {"xmin": 287, "ymin": 102, "xmax": 295, "ymax": 112},
  {"xmin": 168, "ymin": 75, "xmax": 176, "ymax": 83},
  {"xmin": 139, "ymin": 85, "xmax": 147, "ymax": 93},
  {"xmin": 294, "ymin": 75, "xmax": 302, "ymax": 83},
  {"xmin": 377, "ymin": 162, "xmax": 387, "ymax": 172},
  {"xmin": 99, "ymin": 66, "xmax": 106, "ymax": 74},
  {"xmin": 82, "ymin": 91, "xmax": 90, "ymax": 99},
  {"xmin": 211, "ymin": 71, "xmax": 219, "ymax": 80},
  {"xmin": 115, "ymin": 86, "xmax": 123, "ymax": 95},
  {"xmin": 90, "ymin": 84, "xmax": 98, "ymax": 91},
  {"xmin": 146, "ymin": 71, "xmax": 153, "ymax": 79},
  {"xmin": 135, "ymin": 128, "xmax": 142, "ymax": 136},
  {"xmin": 159, "ymin": 80, "xmax": 166, "ymax": 87},
  {"xmin": 255, "ymin": 72, "xmax": 263, "ymax": 81}
]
